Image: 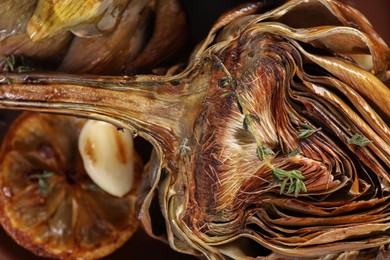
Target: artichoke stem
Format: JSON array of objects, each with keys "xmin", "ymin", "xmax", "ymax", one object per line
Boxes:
[{"xmin": 0, "ymin": 73, "xmax": 196, "ymax": 150}]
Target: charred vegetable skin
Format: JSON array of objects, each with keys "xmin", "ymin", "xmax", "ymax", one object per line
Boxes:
[{"xmin": 0, "ymin": 0, "xmax": 389, "ymax": 259}]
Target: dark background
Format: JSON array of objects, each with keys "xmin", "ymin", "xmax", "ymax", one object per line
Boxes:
[
  {"xmin": 183, "ymin": 0, "xmax": 390, "ymax": 48},
  {"xmin": 0, "ymin": 0, "xmax": 388, "ymax": 259}
]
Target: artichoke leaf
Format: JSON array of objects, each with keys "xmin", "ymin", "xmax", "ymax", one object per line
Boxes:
[{"xmin": 126, "ymin": 0, "xmax": 188, "ymax": 73}]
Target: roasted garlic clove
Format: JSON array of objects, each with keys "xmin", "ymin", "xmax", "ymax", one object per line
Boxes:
[{"xmin": 78, "ymin": 119, "xmax": 135, "ymax": 197}]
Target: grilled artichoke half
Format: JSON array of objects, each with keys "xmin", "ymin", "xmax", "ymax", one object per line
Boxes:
[{"xmin": 0, "ymin": 0, "xmax": 389, "ymax": 259}]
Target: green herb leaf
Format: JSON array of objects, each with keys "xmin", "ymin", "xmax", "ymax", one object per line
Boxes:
[
  {"xmin": 262, "ymin": 146, "xmax": 275, "ymax": 157},
  {"xmin": 297, "ymin": 122, "xmax": 321, "ymax": 138},
  {"xmin": 256, "ymin": 146, "xmax": 275, "ymax": 161},
  {"xmin": 288, "ymin": 147, "xmax": 301, "ymax": 157},
  {"xmin": 294, "ymin": 181, "xmax": 301, "ymax": 197},
  {"xmin": 38, "ymin": 178, "xmax": 51, "ymax": 196},
  {"xmin": 297, "ymin": 129, "xmax": 316, "ymax": 138},
  {"xmin": 298, "ymin": 122, "xmax": 312, "ymax": 129},
  {"xmin": 28, "ymin": 171, "xmax": 55, "ymax": 196},
  {"xmin": 243, "ymin": 114, "xmax": 260, "ymax": 132},
  {"xmin": 41, "ymin": 172, "xmax": 55, "ymax": 179},
  {"xmin": 287, "ymin": 181, "xmax": 295, "ymax": 194},
  {"xmin": 249, "ymin": 114, "xmax": 261, "ymax": 124},
  {"xmin": 300, "ymin": 180, "xmax": 307, "ymax": 193},
  {"xmin": 272, "ymin": 172, "xmax": 280, "ymax": 182},
  {"xmin": 2, "ymin": 55, "xmax": 34, "ymax": 73},
  {"xmin": 272, "ymin": 167, "xmax": 306, "ymax": 197},
  {"xmin": 290, "ymin": 169, "xmax": 304, "ymax": 179},
  {"xmin": 280, "ymin": 178, "xmax": 288, "ymax": 195},
  {"xmin": 256, "ymin": 146, "xmax": 264, "ymax": 161},
  {"xmin": 243, "ymin": 115, "xmax": 250, "ymax": 131},
  {"xmin": 3, "ymin": 55, "xmax": 15, "ymax": 72},
  {"xmin": 236, "ymin": 97, "xmax": 244, "ymax": 114},
  {"xmin": 16, "ymin": 66, "xmax": 33, "ymax": 73},
  {"xmin": 218, "ymin": 77, "xmax": 230, "ymax": 88},
  {"xmin": 348, "ymin": 133, "xmax": 372, "ymax": 146},
  {"xmin": 220, "ymin": 91, "xmax": 234, "ymax": 98}
]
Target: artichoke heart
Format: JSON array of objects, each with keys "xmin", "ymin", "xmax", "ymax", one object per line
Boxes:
[{"xmin": 78, "ymin": 119, "xmax": 135, "ymax": 198}]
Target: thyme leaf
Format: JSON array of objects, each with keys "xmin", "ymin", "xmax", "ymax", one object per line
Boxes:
[
  {"xmin": 256, "ymin": 146, "xmax": 275, "ymax": 161},
  {"xmin": 2, "ymin": 55, "xmax": 33, "ymax": 73},
  {"xmin": 288, "ymin": 147, "xmax": 301, "ymax": 157},
  {"xmin": 272, "ymin": 167, "xmax": 306, "ymax": 197},
  {"xmin": 236, "ymin": 96, "xmax": 244, "ymax": 114},
  {"xmin": 220, "ymin": 91, "xmax": 234, "ymax": 98},
  {"xmin": 3, "ymin": 55, "xmax": 15, "ymax": 72},
  {"xmin": 297, "ymin": 122, "xmax": 321, "ymax": 139},
  {"xmin": 280, "ymin": 178, "xmax": 288, "ymax": 194},
  {"xmin": 348, "ymin": 133, "xmax": 372, "ymax": 146},
  {"xmin": 218, "ymin": 77, "xmax": 230, "ymax": 88},
  {"xmin": 249, "ymin": 114, "xmax": 261, "ymax": 124},
  {"xmin": 243, "ymin": 115, "xmax": 250, "ymax": 131},
  {"xmin": 243, "ymin": 114, "xmax": 261, "ymax": 132},
  {"xmin": 28, "ymin": 171, "xmax": 55, "ymax": 196}
]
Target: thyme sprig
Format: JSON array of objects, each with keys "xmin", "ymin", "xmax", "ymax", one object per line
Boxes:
[
  {"xmin": 348, "ymin": 133, "xmax": 372, "ymax": 146},
  {"xmin": 297, "ymin": 122, "xmax": 321, "ymax": 139},
  {"xmin": 28, "ymin": 171, "xmax": 55, "ymax": 196},
  {"xmin": 214, "ymin": 55, "xmax": 306, "ymax": 196},
  {"xmin": 1, "ymin": 55, "xmax": 33, "ymax": 73},
  {"xmin": 3, "ymin": 55, "xmax": 16, "ymax": 72},
  {"xmin": 256, "ymin": 145, "xmax": 275, "ymax": 161},
  {"xmin": 271, "ymin": 167, "xmax": 307, "ymax": 197}
]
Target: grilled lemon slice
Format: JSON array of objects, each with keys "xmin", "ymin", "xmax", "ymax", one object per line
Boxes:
[{"xmin": 0, "ymin": 112, "xmax": 142, "ymax": 259}]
